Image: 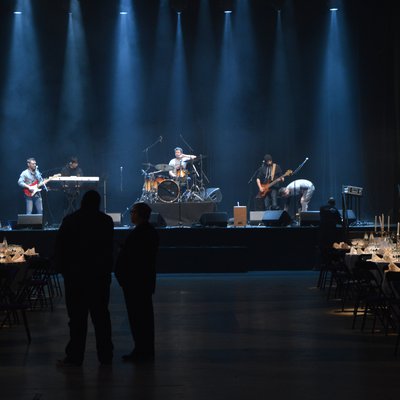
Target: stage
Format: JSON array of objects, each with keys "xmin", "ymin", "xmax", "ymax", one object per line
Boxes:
[{"xmin": 1, "ymin": 223, "xmax": 368, "ymax": 273}]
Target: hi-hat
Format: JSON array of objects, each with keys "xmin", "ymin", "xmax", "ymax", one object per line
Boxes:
[{"xmin": 155, "ymin": 163, "xmax": 173, "ymax": 172}]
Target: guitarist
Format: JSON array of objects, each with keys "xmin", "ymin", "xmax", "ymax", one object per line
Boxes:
[
  {"xmin": 255, "ymin": 154, "xmax": 284, "ymax": 211},
  {"xmin": 17, "ymin": 157, "xmax": 44, "ymax": 214}
]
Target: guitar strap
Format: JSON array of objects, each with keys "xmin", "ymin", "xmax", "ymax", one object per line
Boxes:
[{"xmin": 271, "ymin": 163, "xmax": 276, "ymax": 181}]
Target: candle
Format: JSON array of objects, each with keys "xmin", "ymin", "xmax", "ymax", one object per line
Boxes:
[
  {"xmin": 382, "ymin": 213, "xmax": 384, "ymax": 232},
  {"xmin": 397, "ymin": 222, "xmax": 399, "ymax": 236},
  {"xmin": 388, "ymin": 216, "xmax": 390, "ymax": 233},
  {"xmin": 374, "ymin": 216, "xmax": 377, "ymax": 233}
]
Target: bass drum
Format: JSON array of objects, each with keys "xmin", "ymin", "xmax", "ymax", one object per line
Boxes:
[
  {"xmin": 143, "ymin": 176, "xmax": 165, "ymax": 192},
  {"xmin": 157, "ymin": 179, "xmax": 180, "ymax": 203}
]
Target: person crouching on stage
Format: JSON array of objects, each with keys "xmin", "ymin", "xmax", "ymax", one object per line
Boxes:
[{"xmin": 279, "ymin": 179, "xmax": 315, "ymax": 213}]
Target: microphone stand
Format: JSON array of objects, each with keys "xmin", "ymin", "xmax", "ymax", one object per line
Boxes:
[
  {"xmin": 142, "ymin": 136, "xmax": 162, "ymax": 166},
  {"xmin": 247, "ymin": 163, "xmax": 262, "ymax": 211},
  {"xmin": 180, "ymin": 133, "xmax": 195, "ymax": 153},
  {"xmin": 289, "ymin": 157, "xmax": 309, "ymax": 225},
  {"xmin": 292, "ymin": 157, "xmax": 308, "ymax": 176},
  {"xmin": 180, "ymin": 134, "xmax": 209, "ymax": 199},
  {"xmin": 36, "ymin": 168, "xmax": 48, "ymax": 192}
]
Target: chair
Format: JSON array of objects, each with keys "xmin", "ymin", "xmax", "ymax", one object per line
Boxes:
[
  {"xmin": 26, "ymin": 256, "xmax": 54, "ymax": 311},
  {"xmin": 351, "ymin": 260, "xmax": 388, "ymax": 333},
  {"xmin": 0, "ymin": 264, "xmax": 32, "ymax": 343},
  {"xmin": 382, "ymin": 271, "xmax": 400, "ymax": 355},
  {"xmin": 323, "ymin": 249, "xmax": 353, "ymax": 306}
]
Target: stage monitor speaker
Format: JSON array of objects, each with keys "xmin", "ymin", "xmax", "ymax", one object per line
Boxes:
[
  {"xmin": 149, "ymin": 212, "xmax": 167, "ymax": 227},
  {"xmin": 249, "ymin": 211, "xmax": 265, "ymax": 225},
  {"xmin": 16, "ymin": 214, "xmax": 43, "ymax": 229},
  {"xmin": 339, "ymin": 209, "xmax": 356, "ymax": 224},
  {"xmin": 262, "ymin": 210, "xmax": 291, "ymax": 227},
  {"xmin": 205, "ymin": 188, "xmax": 223, "ymax": 203},
  {"xmin": 199, "ymin": 212, "xmax": 228, "ymax": 227},
  {"xmin": 106, "ymin": 213, "xmax": 121, "ymax": 226},
  {"xmin": 300, "ymin": 211, "xmax": 320, "ymax": 226}
]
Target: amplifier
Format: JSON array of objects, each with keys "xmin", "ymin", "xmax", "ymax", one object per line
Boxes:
[{"xmin": 342, "ymin": 185, "xmax": 363, "ymax": 196}]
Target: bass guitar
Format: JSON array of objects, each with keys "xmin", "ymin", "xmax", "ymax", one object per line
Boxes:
[
  {"xmin": 256, "ymin": 169, "xmax": 293, "ymax": 199},
  {"xmin": 23, "ymin": 174, "xmax": 61, "ymax": 197}
]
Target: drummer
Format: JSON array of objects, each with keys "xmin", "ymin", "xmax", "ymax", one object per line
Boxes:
[{"xmin": 168, "ymin": 147, "xmax": 196, "ymax": 181}]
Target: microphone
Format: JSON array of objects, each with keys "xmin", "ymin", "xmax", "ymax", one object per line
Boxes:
[
  {"xmin": 159, "ymin": 136, "xmax": 163, "ymax": 142},
  {"xmin": 305, "ymin": 157, "xmax": 309, "ymax": 161}
]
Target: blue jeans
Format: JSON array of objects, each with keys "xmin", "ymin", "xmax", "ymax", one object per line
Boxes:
[{"xmin": 25, "ymin": 194, "xmax": 43, "ymax": 214}]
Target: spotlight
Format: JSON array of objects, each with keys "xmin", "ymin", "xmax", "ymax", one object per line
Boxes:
[
  {"xmin": 170, "ymin": 0, "xmax": 187, "ymax": 14},
  {"xmin": 120, "ymin": 11, "xmax": 128, "ymax": 15},
  {"xmin": 219, "ymin": 0, "xmax": 235, "ymax": 13},
  {"xmin": 328, "ymin": 0, "xmax": 340, "ymax": 11},
  {"xmin": 13, "ymin": 11, "xmax": 22, "ymax": 14}
]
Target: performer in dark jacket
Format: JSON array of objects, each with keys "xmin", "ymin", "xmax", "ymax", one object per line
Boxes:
[
  {"xmin": 255, "ymin": 154, "xmax": 284, "ymax": 211},
  {"xmin": 60, "ymin": 156, "xmax": 84, "ymax": 215},
  {"xmin": 115, "ymin": 202, "xmax": 159, "ymax": 362}
]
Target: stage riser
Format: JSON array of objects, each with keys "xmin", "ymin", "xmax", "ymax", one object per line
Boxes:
[
  {"xmin": 147, "ymin": 202, "xmax": 217, "ymax": 226},
  {"xmin": 1, "ymin": 226, "xmax": 329, "ymax": 271},
  {"xmin": 2, "ymin": 226, "xmax": 367, "ymax": 272}
]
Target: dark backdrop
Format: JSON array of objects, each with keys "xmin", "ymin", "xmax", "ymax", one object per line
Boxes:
[{"xmin": 0, "ymin": 0, "xmax": 399, "ymax": 224}]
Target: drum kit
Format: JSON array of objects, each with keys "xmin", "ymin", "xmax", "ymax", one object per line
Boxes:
[{"xmin": 139, "ymin": 157, "xmax": 207, "ymax": 204}]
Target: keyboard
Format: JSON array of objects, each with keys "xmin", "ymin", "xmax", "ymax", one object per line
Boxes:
[{"xmin": 51, "ymin": 176, "xmax": 100, "ymax": 182}]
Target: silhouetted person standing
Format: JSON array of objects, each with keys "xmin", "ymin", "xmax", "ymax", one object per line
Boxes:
[
  {"xmin": 319, "ymin": 197, "xmax": 343, "ymax": 264},
  {"xmin": 115, "ymin": 202, "xmax": 159, "ymax": 362},
  {"xmin": 55, "ymin": 190, "xmax": 114, "ymax": 366}
]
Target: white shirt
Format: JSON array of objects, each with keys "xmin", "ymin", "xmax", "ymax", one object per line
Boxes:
[{"xmin": 286, "ymin": 179, "xmax": 314, "ymax": 196}]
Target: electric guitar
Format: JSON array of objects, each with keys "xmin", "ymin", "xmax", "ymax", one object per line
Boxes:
[
  {"xmin": 23, "ymin": 174, "xmax": 61, "ymax": 197},
  {"xmin": 256, "ymin": 169, "xmax": 293, "ymax": 199}
]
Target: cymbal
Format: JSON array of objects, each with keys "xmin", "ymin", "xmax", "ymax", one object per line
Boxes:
[
  {"xmin": 155, "ymin": 163, "xmax": 173, "ymax": 172},
  {"xmin": 142, "ymin": 162, "xmax": 155, "ymax": 168}
]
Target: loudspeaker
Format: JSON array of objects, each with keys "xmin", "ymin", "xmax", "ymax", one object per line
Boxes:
[
  {"xmin": 16, "ymin": 214, "xmax": 43, "ymax": 229},
  {"xmin": 199, "ymin": 212, "xmax": 228, "ymax": 227},
  {"xmin": 249, "ymin": 211, "xmax": 265, "ymax": 225},
  {"xmin": 300, "ymin": 211, "xmax": 320, "ymax": 226},
  {"xmin": 106, "ymin": 213, "xmax": 121, "ymax": 226},
  {"xmin": 149, "ymin": 212, "xmax": 167, "ymax": 227},
  {"xmin": 205, "ymin": 188, "xmax": 223, "ymax": 203},
  {"xmin": 339, "ymin": 209, "xmax": 356, "ymax": 224},
  {"xmin": 262, "ymin": 210, "xmax": 291, "ymax": 227}
]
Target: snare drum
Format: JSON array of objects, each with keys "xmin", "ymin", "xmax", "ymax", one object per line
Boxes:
[
  {"xmin": 143, "ymin": 176, "xmax": 165, "ymax": 192},
  {"xmin": 157, "ymin": 179, "xmax": 180, "ymax": 203}
]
